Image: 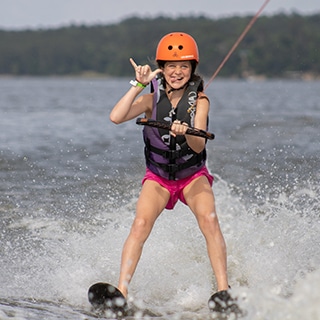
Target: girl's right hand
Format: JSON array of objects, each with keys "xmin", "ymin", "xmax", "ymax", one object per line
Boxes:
[{"xmin": 130, "ymin": 58, "xmax": 162, "ymax": 86}]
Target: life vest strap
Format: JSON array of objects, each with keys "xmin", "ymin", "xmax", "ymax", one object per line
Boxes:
[
  {"xmin": 145, "ymin": 140, "xmax": 191, "ymax": 160},
  {"xmin": 144, "ymin": 146, "xmax": 206, "ymax": 175}
]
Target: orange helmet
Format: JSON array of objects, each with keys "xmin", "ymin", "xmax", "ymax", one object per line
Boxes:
[{"xmin": 156, "ymin": 32, "xmax": 199, "ymax": 63}]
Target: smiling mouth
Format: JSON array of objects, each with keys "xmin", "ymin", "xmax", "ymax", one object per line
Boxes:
[{"xmin": 171, "ymin": 77, "xmax": 183, "ymax": 83}]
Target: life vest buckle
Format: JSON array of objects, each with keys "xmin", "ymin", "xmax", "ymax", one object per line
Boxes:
[
  {"xmin": 167, "ymin": 149, "xmax": 182, "ymax": 160},
  {"xmin": 166, "ymin": 163, "xmax": 179, "ymax": 173}
]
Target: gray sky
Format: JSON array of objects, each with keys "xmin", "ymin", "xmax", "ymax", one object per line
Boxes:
[{"xmin": 1, "ymin": 0, "xmax": 319, "ymax": 30}]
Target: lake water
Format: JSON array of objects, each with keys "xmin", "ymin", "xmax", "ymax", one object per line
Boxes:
[{"xmin": 0, "ymin": 77, "xmax": 319, "ymax": 319}]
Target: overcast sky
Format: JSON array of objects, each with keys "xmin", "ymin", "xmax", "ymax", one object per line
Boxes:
[{"xmin": 1, "ymin": 0, "xmax": 319, "ymax": 30}]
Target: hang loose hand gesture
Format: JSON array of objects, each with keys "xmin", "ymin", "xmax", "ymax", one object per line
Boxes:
[{"xmin": 130, "ymin": 58, "xmax": 162, "ymax": 86}]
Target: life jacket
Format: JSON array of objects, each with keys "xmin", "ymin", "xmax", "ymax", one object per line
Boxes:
[{"xmin": 143, "ymin": 77, "xmax": 207, "ymax": 180}]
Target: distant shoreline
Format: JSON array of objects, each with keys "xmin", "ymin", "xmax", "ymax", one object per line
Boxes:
[{"xmin": 1, "ymin": 73, "xmax": 319, "ymax": 82}]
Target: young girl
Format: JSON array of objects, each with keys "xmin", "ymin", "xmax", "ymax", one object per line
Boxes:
[{"xmin": 110, "ymin": 32, "xmax": 229, "ymax": 299}]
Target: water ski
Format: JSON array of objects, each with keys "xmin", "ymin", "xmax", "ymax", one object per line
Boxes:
[
  {"xmin": 88, "ymin": 282, "xmax": 127, "ymax": 317},
  {"xmin": 208, "ymin": 290, "xmax": 242, "ymax": 318}
]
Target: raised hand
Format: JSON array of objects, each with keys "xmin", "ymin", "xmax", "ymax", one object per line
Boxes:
[{"xmin": 130, "ymin": 58, "xmax": 162, "ymax": 86}]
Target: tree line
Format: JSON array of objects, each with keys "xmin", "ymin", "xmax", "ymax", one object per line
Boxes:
[{"xmin": 0, "ymin": 13, "xmax": 319, "ymax": 78}]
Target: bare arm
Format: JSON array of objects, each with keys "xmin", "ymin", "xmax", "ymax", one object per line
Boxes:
[
  {"xmin": 110, "ymin": 58, "xmax": 162, "ymax": 124},
  {"xmin": 109, "ymin": 86, "xmax": 152, "ymax": 124}
]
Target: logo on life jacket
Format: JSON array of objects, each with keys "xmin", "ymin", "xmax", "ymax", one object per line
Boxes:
[{"xmin": 188, "ymin": 90, "xmax": 197, "ymax": 106}]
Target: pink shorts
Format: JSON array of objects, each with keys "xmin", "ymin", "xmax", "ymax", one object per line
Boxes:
[{"xmin": 142, "ymin": 166, "xmax": 214, "ymax": 210}]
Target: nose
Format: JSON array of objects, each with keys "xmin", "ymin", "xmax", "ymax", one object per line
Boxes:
[{"xmin": 174, "ymin": 66, "xmax": 182, "ymax": 74}]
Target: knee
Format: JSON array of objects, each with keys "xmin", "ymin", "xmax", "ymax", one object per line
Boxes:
[
  {"xmin": 197, "ymin": 211, "xmax": 220, "ymax": 235},
  {"xmin": 130, "ymin": 217, "xmax": 152, "ymax": 242}
]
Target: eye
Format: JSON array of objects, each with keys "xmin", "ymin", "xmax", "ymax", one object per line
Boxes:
[
  {"xmin": 178, "ymin": 45, "xmax": 183, "ymax": 50},
  {"xmin": 168, "ymin": 45, "xmax": 173, "ymax": 50}
]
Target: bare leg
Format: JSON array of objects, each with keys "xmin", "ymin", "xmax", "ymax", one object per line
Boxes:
[
  {"xmin": 183, "ymin": 176, "xmax": 229, "ymax": 291},
  {"xmin": 118, "ymin": 180, "xmax": 170, "ymax": 297}
]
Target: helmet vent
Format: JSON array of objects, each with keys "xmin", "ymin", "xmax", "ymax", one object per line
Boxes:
[{"xmin": 167, "ymin": 45, "xmax": 184, "ymax": 51}]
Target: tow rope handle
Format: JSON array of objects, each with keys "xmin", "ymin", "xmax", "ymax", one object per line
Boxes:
[{"xmin": 136, "ymin": 118, "xmax": 215, "ymax": 140}]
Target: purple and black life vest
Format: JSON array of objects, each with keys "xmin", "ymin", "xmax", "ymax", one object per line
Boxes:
[{"xmin": 143, "ymin": 77, "xmax": 207, "ymax": 180}]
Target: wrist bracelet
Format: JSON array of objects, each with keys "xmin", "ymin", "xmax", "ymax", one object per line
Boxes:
[{"xmin": 130, "ymin": 79, "xmax": 147, "ymax": 88}]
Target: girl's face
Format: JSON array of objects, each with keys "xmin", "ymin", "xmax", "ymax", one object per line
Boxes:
[{"xmin": 162, "ymin": 61, "xmax": 192, "ymax": 89}]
